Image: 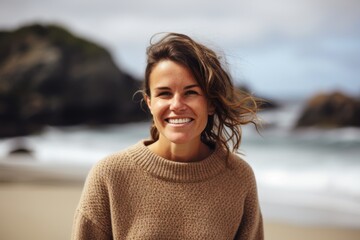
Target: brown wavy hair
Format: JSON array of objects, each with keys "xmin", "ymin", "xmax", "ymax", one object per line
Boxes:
[{"xmin": 143, "ymin": 32, "xmax": 261, "ymax": 155}]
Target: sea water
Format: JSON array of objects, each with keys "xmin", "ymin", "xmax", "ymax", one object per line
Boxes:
[{"xmin": 0, "ymin": 101, "xmax": 359, "ymax": 227}]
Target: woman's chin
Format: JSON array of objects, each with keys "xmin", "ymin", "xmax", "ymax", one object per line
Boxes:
[{"xmin": 161, "ymin": 134, "xmax": 195, "ymax": 145}]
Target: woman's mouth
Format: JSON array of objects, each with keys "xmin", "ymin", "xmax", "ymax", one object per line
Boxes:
[{"xmin": 166, "ymin": 118, "xmax": 193, "ymax": 124}]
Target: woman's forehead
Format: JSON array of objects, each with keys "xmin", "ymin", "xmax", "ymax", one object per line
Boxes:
[{"xmin": 149, "ymin": 60, "xmax": 197, "ymax": 87}]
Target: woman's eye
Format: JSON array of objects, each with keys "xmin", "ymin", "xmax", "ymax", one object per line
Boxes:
[
  {"xmin": 157, "ymin": 92, "xmax": 171, "ymax": 97},
  {"xmin": 185, "ymin": 90, "xmax": 198, "ymax": 95}
]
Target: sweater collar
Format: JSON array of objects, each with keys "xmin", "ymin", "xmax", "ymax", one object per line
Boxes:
[{"xmin": 127, "ymin": 140, "xmax": 227, "ymax": 183}]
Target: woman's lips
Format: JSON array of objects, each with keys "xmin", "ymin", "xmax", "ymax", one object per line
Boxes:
[{"xmin": 165, "ymin": 118, "xmax": 193, "ymax": 124}]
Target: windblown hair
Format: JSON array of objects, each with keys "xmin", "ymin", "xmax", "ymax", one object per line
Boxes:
[{"xmin": 143, "ymin": 32, "xmax": 261, "ymax": 155}]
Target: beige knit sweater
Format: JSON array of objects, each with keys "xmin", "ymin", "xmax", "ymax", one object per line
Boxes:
[{"xmin": 72, "ymin": 140, "xmax": 263, "ymax": 240}]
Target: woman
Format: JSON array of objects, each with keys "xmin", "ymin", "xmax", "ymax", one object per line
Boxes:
[{"xmin": 72, "ymin": 33, "xmax": 263, "ymax": 239}]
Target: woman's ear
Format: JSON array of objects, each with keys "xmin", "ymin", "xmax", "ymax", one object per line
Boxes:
[{"xmin": 145, "ymin": 94, "xmax": 152, "ymax": 114}]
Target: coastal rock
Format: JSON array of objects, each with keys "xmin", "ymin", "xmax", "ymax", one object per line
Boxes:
[
  {"xmin": 5, "ymin": 138, "xmax": 33, "ymax": 157},
  {"xmin": 295, "ymin": 91, "xmax": 360, "ymax": 128},
  {"xmin": 0, "ymin": 24, "xmax": 147, "ymax": 137}
]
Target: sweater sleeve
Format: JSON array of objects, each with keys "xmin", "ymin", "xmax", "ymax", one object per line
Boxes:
[
  {"xmin": 71, "ymin": 161, "xmax": 113, "ymax": 240},
  {"xmin": 234, "ymin": 165, "xmax": 264, "ymax": 240},
  {"xmin": 71, "ymin": 209, "xmax": 112, "ymax": 240}
]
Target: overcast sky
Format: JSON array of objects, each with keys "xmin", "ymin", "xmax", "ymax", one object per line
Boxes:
[{"xmin": 1, "ymin": 0, "xmax": 359, "ymax": 99}]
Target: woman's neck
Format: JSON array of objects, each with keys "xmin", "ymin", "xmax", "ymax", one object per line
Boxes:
[{"xmin": 147, "ymin": 138, "xmax": 212, "ymax": 163}]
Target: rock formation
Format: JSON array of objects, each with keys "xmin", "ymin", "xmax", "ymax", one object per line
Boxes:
[
  {"xmin": 295, "ymin": 91, "xmax": 360, "ymax": 128},
  {"xmin": 0, "ymin": 24, "xmax": 147, "ymax": 138}
]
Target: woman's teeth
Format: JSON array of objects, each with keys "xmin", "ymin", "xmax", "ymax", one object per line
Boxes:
[{"xmin": 167, "ymin": 118, "xmax": 192, "ymax": 124}]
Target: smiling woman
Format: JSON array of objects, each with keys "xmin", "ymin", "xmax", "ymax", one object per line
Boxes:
[
  {"xmin": 145, "ymin": 60, "xmax": 214, "ymax": 162},
  {"xmin": 71, "ymin": 32, "xmax": 263, "ymax": 240},
  {"xmin": 143, "ymin": 33, "xmax": 261, "ymax": 156}
]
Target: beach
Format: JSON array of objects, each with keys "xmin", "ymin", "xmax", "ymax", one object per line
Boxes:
[
  {"xmin": 0, "ymin": 117, "xmax": 360, "ymax": 239},
  {"xmin": 1, "ymin": 181, "xmax": 360, "ymax": 240}
]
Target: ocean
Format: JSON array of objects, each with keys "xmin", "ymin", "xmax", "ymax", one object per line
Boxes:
[{"xmin": 1, "ymin": 100, "xmax": 360, "ymax": 228}]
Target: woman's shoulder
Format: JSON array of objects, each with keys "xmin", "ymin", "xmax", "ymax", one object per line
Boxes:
[
  {"xmin": 87, "ymin": 141, "xmax": 144, "ymax": 180},
  {"xmin": 96, "ymin": 147, "xmax": 132, "ymax": 168},
  {"xmin": 227, "ymin": 152, "xmax": 257, "ymax": 181}
]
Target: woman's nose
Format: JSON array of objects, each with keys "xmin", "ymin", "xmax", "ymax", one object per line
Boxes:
[{"xmin": 169, "ymin": 95, "xmax": 186, "ymax": 111}]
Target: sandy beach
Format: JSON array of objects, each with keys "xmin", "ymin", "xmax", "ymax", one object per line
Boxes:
[
  {"xmin": 1, "ymin": 182, "xmax": 360, "ymax": 240},
  {"xmin": 0, "ymin": 182, "xmax": 82, "ymax": 240}
]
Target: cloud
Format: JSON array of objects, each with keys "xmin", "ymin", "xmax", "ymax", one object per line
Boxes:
[
  {"xmin": 1, "ymin": 0, "xmax": 359, "ymax": 97},
  {"xmin": 1, "ymin": 0, "xmax": 359, "ymax": 47}
]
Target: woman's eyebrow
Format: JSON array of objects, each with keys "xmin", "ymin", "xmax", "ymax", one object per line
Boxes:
[
  {"xmin": 154, "ymin": 84, "xmax": 200, "ymax": 91},
  {"xmin": 184, "ymin": 84, "xmax": 200, "ymax": 90},
  {"xmin": 154, "ymin": 86, "xmax": 171, "ymax": 91}
]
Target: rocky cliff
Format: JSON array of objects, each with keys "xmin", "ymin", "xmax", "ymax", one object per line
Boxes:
[
  {"xmin": 295, "ymin": 91, "xmax": 360, "ymax": 128},
  {"xmin": 0, "ymin": 24, "xmax": 147, "ymax": 138}
]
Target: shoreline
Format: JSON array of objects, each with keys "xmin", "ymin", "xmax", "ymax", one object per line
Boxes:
[
  {"xmin": 1, "ymin": 156, "xmax": 360, "ymax": 231},
  {"xmin": 2, "ymin": 157, "xmax": 360, "ymax": 228},
  {"xmin": 1, "ymin": 182, "xmax": 360, "ymax": 240}
]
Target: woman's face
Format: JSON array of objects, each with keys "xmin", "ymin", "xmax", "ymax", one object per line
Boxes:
[{"xmin": 146, "ymin": 60, "xmax": 213, "ymax": 145}]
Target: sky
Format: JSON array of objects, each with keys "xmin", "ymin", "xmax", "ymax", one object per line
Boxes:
[{"xmin": 1, "ymin": 0, "xmax": 359, "ymax": 99}]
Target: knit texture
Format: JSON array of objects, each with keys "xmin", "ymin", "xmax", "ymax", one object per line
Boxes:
[{"xmin": 72, "ymin": 140, "xmax": 263, "ymax": 240}]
